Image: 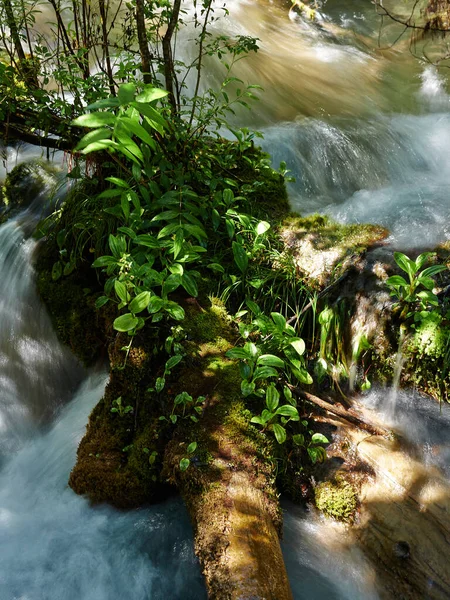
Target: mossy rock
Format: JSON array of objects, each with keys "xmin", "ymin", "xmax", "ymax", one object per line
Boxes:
[
  {"xmin": 69, "ymin": 332, "xmax": 171, "ymax": 507},
  {"xmin": 280, "ymin": 213, "xmax": 388, "ymax": 288},
  {"xmin": 4, "ymin": 161, "xmax": 59, "ymax": 210},
  {"xmin": 35, "ymin": 242, "xmax": 107, "ymax": 366},
  {"xmin": 314, "ymin": 480, "xmax": 358, "ymax": 522}
]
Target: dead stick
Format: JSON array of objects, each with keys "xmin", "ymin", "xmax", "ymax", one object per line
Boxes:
[{"xmin": 291, "ymin": 387, "xmax": 388, "ymax": 436}]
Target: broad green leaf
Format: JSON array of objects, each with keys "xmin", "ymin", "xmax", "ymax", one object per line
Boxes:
[
  {"xmin": 163, "ymin": 273, "xmax": 181, "ymax": 296},
  {"xmin": 135, "ymin": 85, "xmax": 168, "ymax": 103},
  {"xmin": 290, "ymin": 339, "xmax": 305, "ymax": 356},
  {"xmin": 181, "ymin": 272, "xmax": 198, "ymax": 297},
  {"xmin": 250, "ymin": 415, "xmax": 266, "ymax": 426},
  {"xmin": 86, "ymin": 97, "xmax": 120, "ymax": 110},
  {"xmin": 417, "ymin": 290, "xmax": 439, "ymax": 305},
  {"xmin": 252, "ymin": 366, "xmax": 278, "ymax": 380},
  {"xmin": 113, "ymin": 313, "xmax": 138, "ymax": 332},
  {"xmin": 129, "ymin": 291, "xmax": 151, "ymax": 313},
  {"xmin": 246, "ymin": 300, "xmax": 261, "ymax": 315},
  {"xmin": 118, "ymin": 82, "xmax": 136, "ymax": 105},
  {"xmin": 114, "ymin": 128, "xmax": 143, "ymax": 162},
  {"xmin": 95, "ymin": 296, "xmax": 110, "ymax": 309},
  {"xmin": 421, "ymin": 264, "xmax": 447, "ymax": 278},
  {"xmin": 183, "ymin": 224, "xmax": 207, "ymax": 242},
  {"xmin": 173, "ymin": 228, "xmax": 184, "ymax": 260},
  {"xmin": 275, "ymin": 405, "xmax": 299, "ymax": 419},
  {"xmin": 415, "ymin": 252, "xmax": 433, "ymax": 270},
  {"xmin": 114, "ymin": 280, "xmax": 129, "ymax": 303},
  {"xmin": 226, "ymin": 348, "xmax": 251, "ymax": 360},
  {"xmin": 169, "ymin": 263, "xmax": 184, "ymax": 275},
  {"xmin": 417, "ymin": 276, "xmax": 435, "ymax": 290},
  {"xmin": 187, "ymin": 441, "xmax": 197, "ymax": 454},
  {"xmin": 207, "ymin": 263, "xmax": 225, "ymax": 273},
  {"xmin": 105, "ymin": 176, "xmax": 129, "ymax": 188},
  {"xmin": 148, "ymin": 295, "xmax": 165, "ymax": 314},
  {"xmin": 292, "ymin": 367, "xmax": 313, "ymax": 385},
  {"xmin": 119, "ymin": 116, "xmax": 156, "ymax": 149},
  {"xmin": 311, "ymin": 433, "xmax": 330, "ymax": 445},
  {"xmin": 308, "ymin": 446, "xmax": 327, "ymax": 464},
  {"xmin": 152, "ymin": 210, "xmax": 181, "ymax": 222},
  {"xmin": 166, "ymin": 354, "xmax": 183, "ymax": 370},
  {"xmin": 257, "ymin": 354, "xmax": 284, "ymax": 368},
  {"xmin": 241, "ymin": 380, "xmax": 255, "ymax": 397},
  {"xmin": 244, "ymin": 342, "xmax": 259, "ymax": 358},
  {"xmin": 165, "ymin": 302, "xmax": 185, "ymax": 321},
  {"xmin": 179, "ymin": 458, "xmax": 190, "ymax": 471},
  {"xmin": 109, "ymin": 234, "xmax": 126, "ymax": 258},
  {"xmin": 135, "ymin": 234, "xmax": 161, "ymax": 248},
  {"xmin": 121, "ymin": 193, "xmax": 130, "ymax": 221},
  {"xmin": 75, "ymin": 128, "xmax": 112, "ymax": 151},
  {"xmin": 92, "ymin": 255, "xmax": 117, "ymax": 267},
  {"xmin": 117, "ymin": 226, "xmax": 137, "ymax": 239},
  {"xmin": 394, "ymin": 252, "xmax": 416, "ymax": 277},
  {"xmin": 212, "ymin": 208, "xmax": 221, "ymax": 230},
  {"xmin": 256, "ymin": 221, "xmax": 270, "ymax": 235},
  {"xmin": 239, "ymin": 362, "xmax": 252, "ymax": 379},
  {"xmin": 73, "ymin": 112, "xmax": 116, "ymax": 128},
  {"xmin": 386, "ymin": 275, "xmax": 408, "ymax": 287},
  {"xmin": 283, "ymin": 385, "xmax": 295, "ymax": 406},
  {"xmin": 155, "ymin": 377, "xmax": 165, "ymax": 393},
  {"xmin": 130, "ymin": 102, "xmax": 168, "ymax": 132},
  {"xmin": 81, "ymin": 140, "xmax": 116, "ymax": 154},
  {"xmin": 223, "ymin": 189, "xmax": 234, "ymax": 204},
  {"xmin": 272, "ymin": 423, "xmax": 286, "ymax": 444},
  {"xmin": 232, "ymin": 241, "xmax": 248, "ymax": 273},
  {"xmin": 225, "ymin": 218, "xmax": 235, "ymax": 239},
  {"xmin": 271, "ymin": 312, "xmax": 286, "ymax": 331},
  {"xmin": 293, "ymin": 434, "xmax": 305, "ymax": 446},
  {"xmin": 265, "ymin": 384, "xmax": 280, "ymax": 412},
  {"xmin": 157, "ymin": 223, "xmax": 180, "ymax": 239}
]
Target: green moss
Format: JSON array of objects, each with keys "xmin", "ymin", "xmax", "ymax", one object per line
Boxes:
[
  {"xmin": 314, "ymin": 480, "xmax": 358, "ymax": 522},
  {"xmin": 184, "ymin": 296, "xmax": 234, "ymax": 345},
  {"xmin": 409, "ymin": 313, "xmax": 449, "ymax": 358},
  {"xmin": 282, "ymin": 214, "xmax": 388, "ymax": 253},
  {"xmin": 35, "ymin": 242, "xmax": 106, "ymax": 366}
]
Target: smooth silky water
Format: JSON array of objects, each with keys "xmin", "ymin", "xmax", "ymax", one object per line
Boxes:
[{"xmin": 2, "ymin": 0, "xmax": 450, "ymax": 597}]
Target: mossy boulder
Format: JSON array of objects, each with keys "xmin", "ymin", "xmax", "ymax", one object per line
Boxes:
[
  {"xmin": 35, "ymin": 241, "xmax": 108, "ymax": 366},
  {"xmin": 280, "ymin": 213, "xmax": 388, "ymax": 287},
  {"xmin": 314, "ymin": 479, "xmax": 358, "ymax": 522},
  {"xmin": 3, "ymin": 161, "xmax": 59, "ymax": 210}
]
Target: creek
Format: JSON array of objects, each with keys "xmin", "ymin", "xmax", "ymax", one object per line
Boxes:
[{"xmin": 1, "ymin": 0, "xmax": 450, "ymax": 598}]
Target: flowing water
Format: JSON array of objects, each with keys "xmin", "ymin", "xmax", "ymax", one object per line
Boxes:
[{"xmin": 2, "ymin": 0, "xmax": 450, "ymax": 597}]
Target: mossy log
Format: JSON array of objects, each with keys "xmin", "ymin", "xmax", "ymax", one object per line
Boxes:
[{"xmin": 162, "ymin": 356, "xmax": 293, "ymax": 600}]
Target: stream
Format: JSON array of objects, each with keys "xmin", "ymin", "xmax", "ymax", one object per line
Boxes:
[{"xmin": 1, "ymin": 0, "xmax": 450, "ymax": 598}]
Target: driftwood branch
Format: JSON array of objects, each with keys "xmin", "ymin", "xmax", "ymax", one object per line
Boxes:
[{"xmin": 291, "ymin": 387, "xmax": 388, "ymax": 437}]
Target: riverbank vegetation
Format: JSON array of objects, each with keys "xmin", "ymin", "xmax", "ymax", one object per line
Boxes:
[{"xmin": 1, "ymin": 0, "xmax": 450, "ymax": 596}]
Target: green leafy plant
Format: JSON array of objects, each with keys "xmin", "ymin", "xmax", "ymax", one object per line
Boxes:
[
  {"xmin": 180, "ymin": 441, "xmax": 198, "ymax": 472},
  {"xmin": 159, "ymin": 392, "xmax": 205, "ymax": 425},
  {"xmin": 250, "ymin": 382, "xmax": 300, "ymax": 444},
  {"xmin": 293, "ymin": 425, "xmax": 329, "ymax": 464},
  {"xmin": 110, "ymin": 396, "xmax": 133, "ymax": 416},
  {"xmin": 386, "ymin": 251, "xmax": 447, "ymax": 319}
]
